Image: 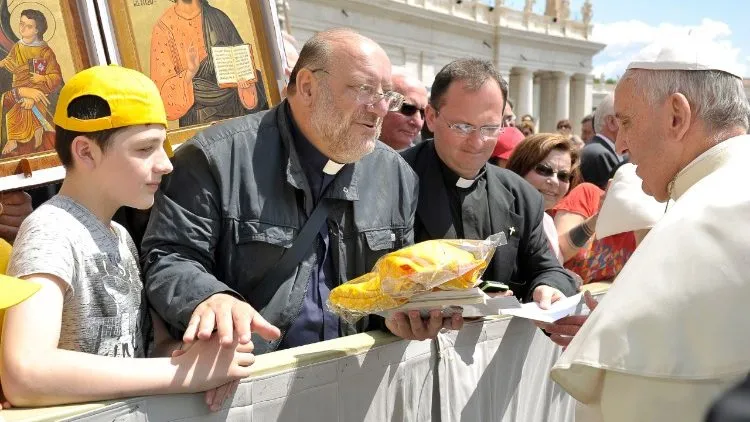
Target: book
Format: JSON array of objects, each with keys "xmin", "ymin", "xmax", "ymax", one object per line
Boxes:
[
  {"xmin": 374, "ymin": 287, "xmax": 524, "ymax": 319},
  {"xmin": 210, "ymin": 44, "xmax": 257, "ymax": 88}
]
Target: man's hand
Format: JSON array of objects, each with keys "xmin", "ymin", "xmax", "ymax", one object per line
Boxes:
[
  {"xmin": 0, "ymin": 191, "xmax": 32, "ymax": 243},
  {"xmin": 385, "ymin": 309, "xmax": 463, "ymax": 341},
  {"xmin": 183, "ymin": 293, "xmax": 281, "ymax": 347},
  {"xmin": 532, "ymin": 284, "xmax": 566, "ymax": 309},
  {"xmin": 538, "ymin": 290, "xmax": 599, "ymax": 347}
]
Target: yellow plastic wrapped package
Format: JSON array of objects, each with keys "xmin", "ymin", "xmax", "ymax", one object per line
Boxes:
[{"xmin": 328, "ymin": 233, "xmax": 507, "ymax": 321}]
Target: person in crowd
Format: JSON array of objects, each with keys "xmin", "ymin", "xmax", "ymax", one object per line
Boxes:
[
  {"xmin": 520, "ymin": 114, "xmax": 535, "ymax": 124},
  {"xmin": 488, "ymin": 126, "xmax": 524, "ymax": 168},
  {"xmin": 1, "ymin": 65, "xmax": 252, "ymax": 410},
  {"xmin": 504, "ymin": 133, "xmax": 578, "ymax": 263},
  {"xmin": 506, "ymin": 133, "xmax": 638, "ymax": 284},
  {"xmin": 0, "ymin": 191, "xmax": 32, "ymax": 243},
  {"xmin": 556, "ymin": 119, "xmax": 572, "ymax": 136},
  {"xmin": 550, "ymin": 46, "xmax": 750, "ymax": 420},
  {"xmin": 141, "ymin": 28, "xmax": 456, "ymax": 353},
  {"xmin": 579, "ymin": 94, "xmax": 625, "ymax": 189},
  {"xmin": 380, "ymin": 72, "xmax": 427, "ymax": 150},
  {"xmin": 580, "ymin": 113, "xmax": 594, "ymax": 143},
  {"xmin": 568, "ymin": 134, "xmax": 585, "ymax": 151},
  {"xmin": 400, "ymin": 59, "xmax": 577, "ymax": 327},
  {"xmin": 519, "ymin": 119, "xmax": 535, "ymax": 137},
  {"xmin": 503, "ymin": 99, "xmax": 516, "ymax": 128}
]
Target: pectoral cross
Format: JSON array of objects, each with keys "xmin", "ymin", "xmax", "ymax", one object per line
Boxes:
[{"xmin": 509, "ymin": 226, "xmax": 515, "ymax": 236}]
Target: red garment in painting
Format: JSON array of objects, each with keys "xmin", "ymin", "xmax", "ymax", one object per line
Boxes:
[{"xmin": 551, "ymin": 183, "xmax": 635, "ymax": 284}]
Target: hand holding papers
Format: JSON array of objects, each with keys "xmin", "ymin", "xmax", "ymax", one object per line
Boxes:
[{"xmin": 500, "ymin": 292, "xmax": 583, "ymax": 323}]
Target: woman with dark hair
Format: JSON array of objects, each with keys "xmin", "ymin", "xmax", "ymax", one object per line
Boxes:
[
  {"xmin": 506, "ymin": 133, "xmax": 636, "ymax": 284},
  {"xmin": 506, "ymin": 133, "xmax": 579, "ymax": 263}
]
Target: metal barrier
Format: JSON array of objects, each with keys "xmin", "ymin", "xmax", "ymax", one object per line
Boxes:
[{"xmin": 0, "ymin": 284, "xmax": 608, "ymax": 422}]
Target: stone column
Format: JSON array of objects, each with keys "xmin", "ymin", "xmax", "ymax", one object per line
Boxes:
[
  {"xmin": 516, "ymin": 67, "xmax": 534, "ymax": 122},
  {"xmin": 570, "ymin": 73, "xmax": 593, "ymax": 136},
  {"xmin": 533, "ymin": 73, "xmax": 541, "ymax": 130},
  {"xmin": 539, "ymin": 72, "xmax": 555, "ymax": 132},
  {"xmin": 555, "ymin": 71, "xmax": 571, "ymax": 128}
]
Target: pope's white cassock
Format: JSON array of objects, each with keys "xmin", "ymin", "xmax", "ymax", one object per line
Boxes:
[{"xmin": 551, "ymin": 134, "xmax": 750, "ymax": 422}]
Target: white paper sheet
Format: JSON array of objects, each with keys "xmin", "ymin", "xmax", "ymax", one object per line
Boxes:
[{"xmin": 500, "ymin": 293, "xmax": 583, "ymax": 323}]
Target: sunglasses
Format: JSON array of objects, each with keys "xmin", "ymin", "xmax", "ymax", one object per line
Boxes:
[
  {"xmin": 399, "ymin": 103, "xmax": 425, "ymax": 119},
  {"xmin": 557, "ymin": 124, "xmax": 571, "ymax": 130},
  {"xmin": 534, "ymin": 163, "xmax": 572, "ymax": 183}
]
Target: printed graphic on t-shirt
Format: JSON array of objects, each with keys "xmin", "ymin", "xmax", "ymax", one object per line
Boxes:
[{"xmin": 83, "ymin": 253, "xmax": 145, "ymax": 358}]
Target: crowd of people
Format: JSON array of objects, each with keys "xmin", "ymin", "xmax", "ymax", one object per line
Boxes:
[{"xmin": 0, "ymin": 26, "xmax": 748, "ymax": 422}]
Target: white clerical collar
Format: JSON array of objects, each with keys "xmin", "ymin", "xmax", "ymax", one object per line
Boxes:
[
  {"xmin": 670, "ymin": 134, "xmax": 750, "ymax": 200},
  {"xmin": 323, "ymin": 160, "xmax": 345, "ymax": 175},
  {"xmin": 456, "ymin": 177, "xmax": 476, "ymax": 188}
]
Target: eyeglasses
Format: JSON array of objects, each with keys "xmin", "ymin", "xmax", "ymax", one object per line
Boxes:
[
  {"xmin": 398, "ymin": 103, "xmax": 425, "ymax": 119},
  {"xmin": 557, "ymin": 124, "xmax": 572, "ymax": 130},
  {"xmin": 311, "ymin": 69, "xmax": 404, "ymax": 111},
  {"xmin": 534, "ymin": 163, "xmax": 572, "ymax": 183},
  {"xmin": 436, "ymin": 110, "xmax": 504, "ymax": 140}
]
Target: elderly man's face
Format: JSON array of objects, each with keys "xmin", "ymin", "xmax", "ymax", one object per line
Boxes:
[
  {"xmin": 426, "ymin": 79, "xmax": 505, "ymax": 179},
  {"xmin": 614, "ymin": 77, "xmax": 674, "ymax": 201},
  {"xmin": 380, "ymin": 78, "xmax": 428, "ymax": 150},
  {"xmin": 310, "ymin": 42, "xmax": 393, "ymax": 163}
]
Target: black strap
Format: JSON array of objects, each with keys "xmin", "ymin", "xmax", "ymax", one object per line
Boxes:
[{"xmin": 252, "ymin": 198, "xmax": 332, "ymax": 309}]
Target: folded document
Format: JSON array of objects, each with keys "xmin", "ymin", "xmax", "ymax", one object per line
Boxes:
[{"xmin": 499, "ymin": 292, "xmax": 583, "ymax": 323}]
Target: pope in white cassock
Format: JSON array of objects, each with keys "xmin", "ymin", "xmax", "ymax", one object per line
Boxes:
[{"xmin": 549, "ymin": 46, "xmax": 750, "ymax": 421}]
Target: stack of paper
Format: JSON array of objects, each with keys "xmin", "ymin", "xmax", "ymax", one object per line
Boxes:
[
  {"xmin": 375, "ymin": 288, "xmax": 523, "ymax": 318},
  {"xmin": 499, "ymin": 293, "xmax": 583, "ymax": 323}
]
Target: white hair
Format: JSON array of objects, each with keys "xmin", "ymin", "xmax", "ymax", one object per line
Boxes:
[
  {"xmin": 621, "ymin": 68, "xmax": 750, "ymax": 135},
  {"xmin": 593, "ymin": 94, "xmax": 615, "ymax": 134}
]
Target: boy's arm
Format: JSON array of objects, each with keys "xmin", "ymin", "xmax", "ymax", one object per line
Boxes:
[{"xmin": 0, "ymin": 274, "xmax": 255, "ymax": 408}]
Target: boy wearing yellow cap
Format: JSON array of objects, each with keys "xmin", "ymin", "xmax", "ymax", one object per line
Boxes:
[{"xmin": 0, "ymin": 65, "xmax": 254, "ymax": 409}]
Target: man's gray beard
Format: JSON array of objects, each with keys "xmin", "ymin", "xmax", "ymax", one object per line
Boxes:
[{"xmin": 310, "ymin": 95, "xmax": 380, "ymax": 164}]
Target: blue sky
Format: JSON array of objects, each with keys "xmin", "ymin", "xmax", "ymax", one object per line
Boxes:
[{"xmin": 499, "ymin": 0, "xmax": 749, "ymax": 78}]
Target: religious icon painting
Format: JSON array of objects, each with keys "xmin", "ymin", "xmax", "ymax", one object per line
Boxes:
[
  {"xmin": 104, "ymin": 0, "xmax": 282, "ymax": 147},
  {"xmin": 0, "ymin": 0, "xmax": 101, "ymax": 177}
]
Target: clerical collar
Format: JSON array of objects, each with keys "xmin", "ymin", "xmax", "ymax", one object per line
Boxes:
[
  {"xmin": 287, "ymin": 103, "xmax": 345, "ymax": 177},
  {"xmin": 437, "ymin": 156, "xmax": 486, "ymax": 189},
  {"xmin": 669, "ymin": 134, "xmax": 749, "ymax": 201},
  {"xmin": 323, "ymin": 160, "xmax": 345, "ymax": 175}
]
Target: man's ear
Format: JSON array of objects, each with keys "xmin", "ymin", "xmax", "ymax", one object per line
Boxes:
[
  {"xmin": 70, "ymin": 135, "xmax": 100, "ymax": 170},
  {"xmin": 425, "ymin": 104, "xmax": 438, "ymax": 133},
  {"xmin": 666, "ymin": 92, "xmax": 691, "ymax": 143},
  {"xmin": 294, "ymin": 68, "xmax": 317, "ymax": 106}
]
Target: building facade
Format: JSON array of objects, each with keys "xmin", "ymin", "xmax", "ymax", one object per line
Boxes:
[{"xmin": 284, "ymin": 0, "xmax": 605, "ymax": 134}]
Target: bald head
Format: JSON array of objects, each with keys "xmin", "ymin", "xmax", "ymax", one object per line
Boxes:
[
  {"xmin": 286, "ymin": 28, "xmax": 395, "ymax": 163},
  {"xmin": 288, "ymin": 28, "xmax": 389, "ymax": 95},
  {"xmin": 381, "ymin": 72, "xmax": 428, "ymax": 150}
]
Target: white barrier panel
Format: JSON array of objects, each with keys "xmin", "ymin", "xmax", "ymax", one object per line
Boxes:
[{"xmin": 0, "ymin": 285, "xmax": 606, "ymax": 422}]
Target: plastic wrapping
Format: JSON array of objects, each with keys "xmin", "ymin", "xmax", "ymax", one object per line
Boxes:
[{"xmin": 328, "ymin": 233, "xmax": 507, "ymax": 322}]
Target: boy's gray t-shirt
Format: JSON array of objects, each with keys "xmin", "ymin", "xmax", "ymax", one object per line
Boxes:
[{"xmin": 8, "ymin": 195, "xmax": 152, "ymax": 358}]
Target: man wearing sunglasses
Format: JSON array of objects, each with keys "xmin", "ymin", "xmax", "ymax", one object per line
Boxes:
[
  {"xmin": 396, "ymin": 59, "xmax": 576, "ymax": 342},
  {"xmin": 380, "ymin": 73, "xmax": 428, "ymax": 151},
  {"xmin": 141, "ymin": 28, "xmax": 427, "ymax": 354}
]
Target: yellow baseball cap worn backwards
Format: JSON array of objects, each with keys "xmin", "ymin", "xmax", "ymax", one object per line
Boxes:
[{"xmin": 53, "ymin": 65, "xmax": 173, "ymax": 156}]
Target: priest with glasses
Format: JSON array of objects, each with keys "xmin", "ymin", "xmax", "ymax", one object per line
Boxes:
[{"xmin": 393, "ymin": 58, "xmax": 577, "ymax": 341}]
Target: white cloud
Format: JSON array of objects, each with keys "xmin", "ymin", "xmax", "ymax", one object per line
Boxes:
[{"xmin": 591, "ymin": 18, "xmax": 747, "ymax": 78}]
